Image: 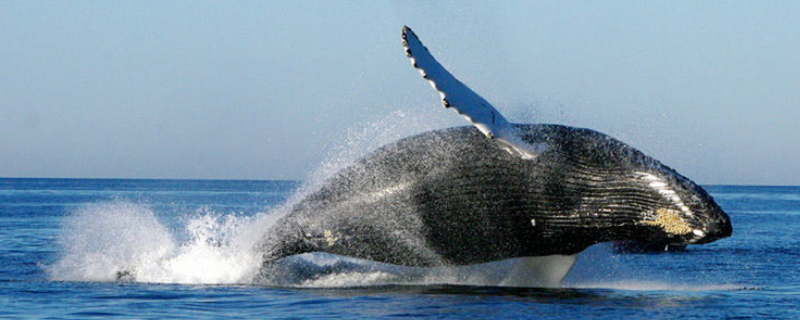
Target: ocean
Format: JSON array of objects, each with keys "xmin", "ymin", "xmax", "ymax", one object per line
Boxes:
[{"xmin": 1, "ymin": 178, "xmax": 798, "ymax": 319}]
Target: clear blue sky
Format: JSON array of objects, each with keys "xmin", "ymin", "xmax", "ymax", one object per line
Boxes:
[{"xmin": 2, "ymin": 1, "xmax": 798, "ymax": 185}]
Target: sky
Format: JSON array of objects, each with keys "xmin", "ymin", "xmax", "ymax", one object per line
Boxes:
[{"xmin": 1, "ymin": 1, "xmax": 798, "ymax": 185}]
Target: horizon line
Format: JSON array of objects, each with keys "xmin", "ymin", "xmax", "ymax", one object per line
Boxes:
[{"xmin": 0, "ymin": 176, "xmax": 796, "ymax": 188}]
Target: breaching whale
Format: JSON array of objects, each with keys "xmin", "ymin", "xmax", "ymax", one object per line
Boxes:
[{"xmin": 255, "ymin": 27, "xmax": 732, "ymax": 284}]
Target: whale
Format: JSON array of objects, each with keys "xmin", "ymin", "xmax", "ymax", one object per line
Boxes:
[{"xmin": 255, "ymin": 27, "xmax": 732, "ymax": 283}]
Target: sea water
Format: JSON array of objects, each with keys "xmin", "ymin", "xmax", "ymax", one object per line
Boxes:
[{"xmin": 1, "ymin": 178, "xmax": 798, "ymax": 319}]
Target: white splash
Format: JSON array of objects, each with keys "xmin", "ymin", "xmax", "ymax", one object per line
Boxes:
[{"xmin": 47, "ymin": 201, "xmax": 271, "ymax": 284}]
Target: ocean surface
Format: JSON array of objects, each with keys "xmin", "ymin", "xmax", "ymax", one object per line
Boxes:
[{"xmin": 1, "ymin": 178, "xmax": 798, "ymax": 319}]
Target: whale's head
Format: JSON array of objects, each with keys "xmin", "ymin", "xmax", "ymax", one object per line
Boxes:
[
  {"xmin": 518, "ymin": 124, "xmax": 732, "ymax": 250},
  {"xmin": 577, "ymin": 129, "xmax": 732, "ymax": 247}
]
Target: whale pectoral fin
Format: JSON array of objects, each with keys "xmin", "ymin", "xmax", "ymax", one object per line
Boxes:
[{"xmin": 402, "ymin": 26, "xmax": 546, "ymax": 159}]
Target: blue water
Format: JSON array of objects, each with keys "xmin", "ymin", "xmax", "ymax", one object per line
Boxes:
[{"xmin": 1, "ymin": 178, "xmax": 798, "ymax": 319}]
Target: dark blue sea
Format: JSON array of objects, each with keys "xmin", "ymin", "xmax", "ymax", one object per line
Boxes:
[{"xmin": 1, "ymin": 178, "xmax": 798, "ymax": 319}]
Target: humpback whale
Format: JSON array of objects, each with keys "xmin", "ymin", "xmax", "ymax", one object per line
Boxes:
[{"xmin": 256, "ymin": 27, "xmax": 732, "ymax": 282}]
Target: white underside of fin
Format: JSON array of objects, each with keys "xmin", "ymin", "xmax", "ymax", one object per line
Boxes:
[{"xmin": 402, "ymin": 26, "xmax": 545, "ymax": 159}]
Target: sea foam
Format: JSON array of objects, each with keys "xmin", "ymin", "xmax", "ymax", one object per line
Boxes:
[{"xmin": 48, "ymin": 201, "xmax": 274, "ymax": 284}]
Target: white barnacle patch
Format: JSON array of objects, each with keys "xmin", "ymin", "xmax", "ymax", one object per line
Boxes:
[
  {"xmin": 642, "ymin": 208, "xmax": 693, "ymax": 235},
  {"xmin": 635, "ymin": 172, "xmax": 694, "ymax": 217},
  {"xmin": 323, "ymin": 229, "xmax": 339, "ymax": 247}
]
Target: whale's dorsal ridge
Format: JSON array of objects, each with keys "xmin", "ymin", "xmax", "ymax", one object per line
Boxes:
[{"xmin": 402, "ymin": 26, "xmax": 546, "ymax": 159}]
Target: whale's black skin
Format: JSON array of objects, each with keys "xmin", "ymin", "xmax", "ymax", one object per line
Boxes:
[{"xmin": 259, "ymin": 124, "xmax": 732, "ymax": 268}]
